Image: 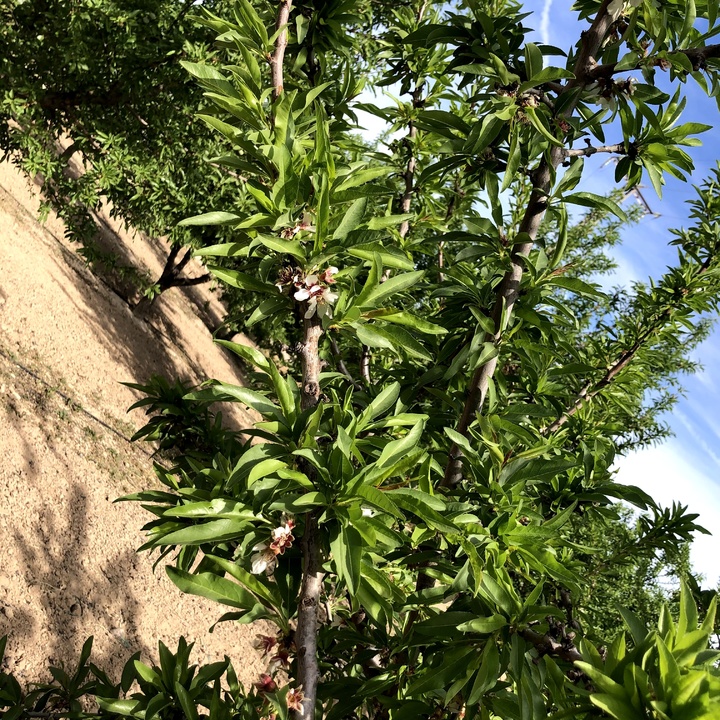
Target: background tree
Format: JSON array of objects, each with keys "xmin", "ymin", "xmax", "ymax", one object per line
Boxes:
[{"xmin": 0, "ymin": 0, "xmax": 394, "ymax": 308}]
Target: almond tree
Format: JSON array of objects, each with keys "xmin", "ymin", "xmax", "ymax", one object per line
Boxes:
[{"xmin": 4, "ymin": 0, "xmax": 720, "ymax": 718}]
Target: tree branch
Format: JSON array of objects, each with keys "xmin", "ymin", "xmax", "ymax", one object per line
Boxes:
[
  {"xmin": 295, "ymin": 511, "xmax": 324, "ymax": 719},
  {"xmin": 293, "ymin": 311, "xmax": 325, "ymax": 719},
  {"xmin": 172, "ymin": 272, "xmax": 211, "ymax": 288},
  {"xmin": 588, "ymin": 42, "xmax": 720, "ymax": 81},
  {"xmin": 543, "ymin": 252, "xmax": 714, "ymax": 434},
  {"xmin": 563, "ymin": 142, "xmax": 625, "ymax": 158},
  {"xmin": 270, "ymin": 0, "xmax": 293, "ymax": 100},
  {"xmin": 519, "ymin": 627, "xmax": 583, "ymax": 663},
  {"xmin": 398, "ymin": 81, "xmax": 424, "ymax": 239},
  {"xmin": 330, "ymin": 335, "xmax": 361, "ymax": 389},
  {"xmin": 442, "ymin": 0, "xmax": 619, "ymax": 487},
  {"xmin": 360, "ymin": 346, "xmax": 372, "ymax": 383}
]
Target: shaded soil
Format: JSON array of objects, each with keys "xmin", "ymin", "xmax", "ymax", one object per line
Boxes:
[{"xmin": 0, "ymin": 160, "xmax": 265, "ymax": 687}]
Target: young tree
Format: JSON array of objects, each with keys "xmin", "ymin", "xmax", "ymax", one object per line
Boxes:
[{"xmin": 4, "ymin": 0, "xmax": 720, "ymax": 718}]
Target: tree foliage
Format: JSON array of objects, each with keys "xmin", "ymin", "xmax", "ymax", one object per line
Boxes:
[{"xmin": 4, "ymin": 0, "xmax": 720, "ymax": 719}]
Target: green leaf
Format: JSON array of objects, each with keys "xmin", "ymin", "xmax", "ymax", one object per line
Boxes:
[
  {"xmin": 465, "ymin": 114, "xmax": 505, "ymax": 155},
  {"xmin": 178, "ymin": 211, "xmax": 243, "ymax": 226},
  {"xmin": 248, "ymin": 458, "xmax": 289, "ymax": 486},
  {"xmin": 157, "ymin": 518, "xmax": 251, "ymax": 546},
  {"xmin": 164, "ymin": 499, "xmax": 257, "ymax": 520},
  {"xmin": 525, "ymin": 107, "xmax": 563, "ymax": 146},
  {"xmin": 247, "ymin": 297, "xmax": 292, "ymax": 327},
  {"xmin": 388, "ymin": 489, "xmax": 458, "ymax": 534},
  {"xmin": 366, "ymin": 311, "xmax": 446, "ymax": 335},
  {"xmin": 524, "ymin": 43, "xmax": 543, "ymax": 82},
  {"xmin": 175, "ymin": 682, "xmax": 199, "ymax": 720},
  {"xmin": 367, "ymin": 214, "xmax": 414, "ymax": 230},
  {"xmin": 253, "ymin": 233, "xmax": 306, "ymax": 260},
  {"xmin": 208, "ymin": 267, "xmax": 279, "ymax": 295},
  {"xmin": 216, "ymin": 339, "xmax": 270, "ymax": 370},
  {"xmin": 502, "ymin": 126, "xmax": 522, "ymax": 192},
  {"xmin": 288, "ymin": 491, "xmax": 327, "ymax": 510},
  {"xmin": 346, "ymin": 243, "xmax": 415, "ymax": 271},
  {"xmin": 354, "ymin": 323, "xmax": 395, "ymax": 350},
  {"xmin": 350, "ymin": 484, "xmax": 404, "ymax": 518},
  {"xmin": 339, "ymin": 525, "xmax": 362, "ymax": 594},
  {"xmin": 133, "ymin": 660, "xmax": 163, "ymax": 689},
  {"xmin": 360, "ymin": 323, "xmax": 433, "ymax": 361},
  {"xmin": 206, "ymin": 555, "xmax": 283, "ymax": 612},
  {"xmin": 467, "ymin": 640, "xmax": 500, "ymax": 704},
  {"xmin": 96, "ymin": 698, "xmax": 143, "ymax": 716},
  {"xmin": 334, "ymin": 166, "xmax": 392, "ymax": 192},
  {"xmin": 376, "ymin": 421, "xmax": 425, "ymax": 468},
  {"xmin": 547, "ymin": 276, "xmax": 606, "ymax": 299},
  {"xmin": 193, "ymin": 243, "xmax": 249, "ymax": 258},
  {"xmin": 333, "ymin": 197, "xmax": 368, "ymax": 239},
  {"xmin": 478, "ymin": 570, "xmax": 520, "ymax": 616},
  {"xmin": 356, "ymin": 382, "xmax": 401, "ymax": 431},
  {"xmin": 413, "ymin": 612, "xmax": 476, "ymax": 635},
  {"xmin": 563, "ymin": 192, "xmax": 628, "ymax": 222},
  {"xmin": 186, "ymin": 382, "xmax": 280, "ymax": 417},
  {"xmin": 588, "ymin": 694, "xmax": 643, "ymax": 720},
  {"xmin": 166, "ymin": 567, "xmax": 257, "ymax": 610},
  {"xmin": 357, "ymin": 270, "xmax": 425, "ymax": 309}
]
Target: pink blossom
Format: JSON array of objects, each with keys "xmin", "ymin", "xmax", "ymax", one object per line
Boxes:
[
  {"xmin": 269, "ymin": 522, "xmax": 295, "ymax": 555},
  {"xmin": 253, "ymin": 634, "xmax": 278, "ymax": 654},
  {"xmin": 254, "ymin": 673, "xmax": 278, "ymax": 694}
]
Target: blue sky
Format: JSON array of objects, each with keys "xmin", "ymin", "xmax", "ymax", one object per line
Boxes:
[
  {"xmin": 357, "ymin": 0, "xmax": 720, "ymax": 585},
  {"xmin": 523, "ymin": 0, "xmax": 720, "ymax": 585}
]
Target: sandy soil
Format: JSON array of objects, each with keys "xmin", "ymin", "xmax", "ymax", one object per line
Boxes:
[{"xmin": 0, "ymin": 160, "xmax": 266, "ymax": 688}]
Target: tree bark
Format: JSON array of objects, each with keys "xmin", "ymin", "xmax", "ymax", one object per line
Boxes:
[
  {"xmin": 294, "ymin": 512, "xmax": 324, "ymax": 719},
  {"xmin": 271, "ymin": 0, "xmax": 293, "ymax": 101},
  {"xmin": 293, "ymin": 311, "xmax": 325, "ymax": 719}
]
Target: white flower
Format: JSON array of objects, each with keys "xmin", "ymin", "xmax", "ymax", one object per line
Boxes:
[
  {"xmin": 250, "ymin": 543, "xmax": 277, "ymax": 575},
  {"xmin": 361, "ymin": 506, "xmax": 376, "ymax": 517},
  {"xmin": 307, "ymin": 287, "xmax": 339, "ymax": 319},
  {"xmin": 293, "ymin": 268, "xmax": 340, "ymax": 317},
  {"xmin": 597, "ymin": 95, "xmax": 616, "ymax": 113}
]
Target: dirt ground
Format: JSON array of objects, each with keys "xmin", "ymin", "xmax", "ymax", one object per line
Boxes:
[{"xmin": 0, "ymin": 160, "xmax": 266, "ymax": 688}]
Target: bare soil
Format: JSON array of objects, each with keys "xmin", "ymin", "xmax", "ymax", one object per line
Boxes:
[{"xmin": 0, "ymin": 160, "xmax": 265, "ymax": 687}]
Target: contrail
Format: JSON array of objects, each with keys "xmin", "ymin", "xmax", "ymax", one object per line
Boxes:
[{"xmin": 540, "ymin": 0, "xmax": 553, "ymax": 45}]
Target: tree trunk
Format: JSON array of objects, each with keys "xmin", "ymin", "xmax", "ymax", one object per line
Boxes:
[{"xmin": 293, "ymin": 311, "xmax": 325, "ymax": 718}]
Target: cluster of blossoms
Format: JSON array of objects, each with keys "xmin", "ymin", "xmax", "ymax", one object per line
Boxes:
[
  {"xmin": 253, "ymin": 633, "xmax": 292, "ymax": 670},
  {"xmin": 250, "ymin": 518, "xmax": 295, "ymax": 575},
  {"xmin": 279, "ymin": 215, "xmax": 314, "ymax": 239},
  {"xmin": 276, "ymin": 266, "xmax": 339, "ymax": 319},
  {"xmin": 254, "ymin": 680, "xmax": 304, "ymax": 716}
]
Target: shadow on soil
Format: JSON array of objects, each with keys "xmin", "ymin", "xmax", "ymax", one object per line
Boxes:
[{"xmin": 12, "ymin": 481, "xmax": 154, "ymax": 674}]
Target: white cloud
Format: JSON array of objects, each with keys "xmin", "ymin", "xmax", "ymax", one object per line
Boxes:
[
  {"xmin": 672, "ymin": 409, "xmax": 720, "ymax": 474},
  {"xmin": 539, "ymin": 0, "xmax": 554, "ymax": 45},
  {"xmin": 615, "ymin": 442, "xmax": 720, "ymax": 586}
]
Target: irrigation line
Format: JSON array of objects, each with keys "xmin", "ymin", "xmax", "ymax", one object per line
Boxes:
[{"xmin": 0, "ymin": 346, "xmax": 152, "ymax": 457}]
